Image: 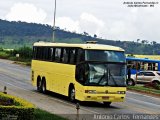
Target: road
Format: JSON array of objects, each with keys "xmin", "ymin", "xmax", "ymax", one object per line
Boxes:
[{"xmin": 0, "ymin": 59, "xmax": 160, "ymax": 119}]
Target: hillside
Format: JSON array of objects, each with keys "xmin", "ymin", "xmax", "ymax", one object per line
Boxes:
[{"xmin": 0, "ymin": 19, "xmax": 160, "ymax": 55}]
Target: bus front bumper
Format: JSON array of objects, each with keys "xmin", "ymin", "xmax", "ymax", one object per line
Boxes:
[{"xmin": 81, "ymin": 94, "xmax": 125, "ymax": 102}]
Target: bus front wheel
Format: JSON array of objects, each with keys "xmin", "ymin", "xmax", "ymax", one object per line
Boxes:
[
  {"xmin": 69, "ymin": 87, "xmax": 75, "ymax": 102},
  {"xmin": 103, "ymin": 102, "xmax": 111, "ymax": 107}
]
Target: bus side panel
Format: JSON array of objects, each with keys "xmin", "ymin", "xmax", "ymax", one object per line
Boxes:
[
  {"xmin": 31, "ymin": 61, "xmax": 39, "ymax": 87},
  {"xmin": 75, "ymin": 82, "xmax": 85, "ymax": 100},
  {"xmin": 49, "ymin": 63, "xmax": 75, "ymax": 96},
  {"xmin": 32, "ymin": 60, "xmax": 75, "ymax": 96},
  {"xmin": 31, "ymin": 69, "xmax": 36, "ymax": 87},
  {"xmin": 32, "ymin": 60, "xmax": 54, "ymax": 91}
]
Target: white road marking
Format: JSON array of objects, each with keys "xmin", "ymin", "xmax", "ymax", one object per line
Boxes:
[
  {"xmin": 127, "ymin": 97, "xmax": 160, "ymax": 108},
  {"xmin": 127, "ymin": 91, "xmax": 160, "ymax": 100}
]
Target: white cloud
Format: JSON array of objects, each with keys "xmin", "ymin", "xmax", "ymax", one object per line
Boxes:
[
  {"xmin": 5, "ymin": 3, "xmax": 47, "ymax": 23},
  {"xmin": 78, "ymin": 13, "xmax": 105, "ymax": 36},
  {"xmin": 56, "ymin": 17, "xmax": 79, "ymax": 32},
  {"xmin": 1, "ymin": 0, "xmax": 160, "ymax": 43},
  {"xmin": 55, "ymin": 12, "xmax": 105, "ymax": 37}
]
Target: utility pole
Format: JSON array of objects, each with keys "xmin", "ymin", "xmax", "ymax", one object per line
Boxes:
[{"xmin": 53, "ymin": 0, "xmax": 56, "ymax": 42}]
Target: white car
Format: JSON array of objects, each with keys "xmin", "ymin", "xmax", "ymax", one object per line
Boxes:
[{"xmin": 127, "ymin": 71, "xmax": 160, "ymax": 86}]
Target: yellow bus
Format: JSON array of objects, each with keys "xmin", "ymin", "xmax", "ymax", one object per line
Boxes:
[{"xmin": 31, "ymin": 41, "xmax": 126, "ymax": 106}]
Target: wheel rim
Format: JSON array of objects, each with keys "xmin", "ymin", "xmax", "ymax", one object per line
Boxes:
[
  {"xmin": 128, "ymin": 80, "xmax": 133, "ymax": 86},
  {"xmin": 42, "ymin": 83, "xmax": 45, "ymax": 91},
  {"xmin": 37, "ymin": 81, "xmax": 41, "ymax": 90},
  {"xmin": 70, "ymin": 89, "xmax": 75, "ymax": 101},
  {"xmin": 42, "ymin": 82, "xmax": 46, "ymax": 92}
]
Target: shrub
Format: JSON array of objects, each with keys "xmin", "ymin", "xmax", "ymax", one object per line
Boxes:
[
  {"xmin": 154, "ymin": 84, "xmax": 160, "ymax": 90},
  {"xmin": 0, "ymin": 92, "xmax": 35, "ymax": 120},
  {"xmin": 0, "ymin": 51, "xmax": 10, "ymax": 59},
  {"xmin": 11, "ymin": 46, "xmax": 32, "ymax": 59},
  {"xmin": 144, "ymin": 82, "xmax": 160, "ymax": 90},
  {"xmin": 0, "ymin": 46, "xmax": 32, "ymax": 62}
]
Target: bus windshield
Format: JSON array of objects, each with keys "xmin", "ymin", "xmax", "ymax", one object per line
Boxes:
[
  {"xmin": 76, "ymin": 62, "xmax": 126, "ymax": 87},
  {"xmin": 86, "ymin": 63, "xmax": 126, "ymax": 86},
  {"xmin": 85, "ymin": 50, "xmax": 125, "ymax": 63}
]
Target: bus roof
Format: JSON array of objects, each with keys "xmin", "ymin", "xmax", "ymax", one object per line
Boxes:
[
  {"xmin": 126, "ymin": 57, "xmax": 160, "ymax": 63},
  {"xmin": 33, "ymin": 42, "xmax": 124, "ymax": 51}
]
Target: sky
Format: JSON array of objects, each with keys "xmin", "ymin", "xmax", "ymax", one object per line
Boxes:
[{"xmin": 1, "ymin": 0, "xmax": 160, "ymax": 43}]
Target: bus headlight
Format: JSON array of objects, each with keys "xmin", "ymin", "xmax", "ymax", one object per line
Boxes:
[
  {"xmin": 85, "ymin": 90, "xmax": 97, "ymax": 94},
  {"xmin": 117, "ymin": 91, "xmax": 125, "ymax": 94}
]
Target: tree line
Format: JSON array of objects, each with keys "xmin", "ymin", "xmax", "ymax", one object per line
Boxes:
[{"xmin": 0, "ymin": 19, "xmax": 160, "ymax": 55}]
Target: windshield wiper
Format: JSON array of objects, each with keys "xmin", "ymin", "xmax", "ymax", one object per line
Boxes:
[
  {"xmin": 108, "ymin": 69, "xmax": 118, "ymax": 86},
  {"xmin": 97, "ymin": 65, "xmax": 108, "ymax": 85},
  {"xmin": 98, "ymin": 64, "xmax": 118, "ymax": 87}
]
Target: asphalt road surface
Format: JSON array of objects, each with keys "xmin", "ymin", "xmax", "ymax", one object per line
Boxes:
[{"xmin": 0, "ymin": 59, "xmax": 160, "ymax": 119}]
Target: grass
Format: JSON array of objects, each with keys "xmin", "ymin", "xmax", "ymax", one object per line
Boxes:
[
  {"xmin": 0, "ymin": 92, "xmax": 66, "ymax": 120},
  {"xmin": 34, "ymin": 109, "xmax": 67, "ymax": 120},
  {"xmin": 127, "ymin": 85, "xmax": 160, "ymax": 95},
  {"xmin": 0, "ymin": 51, "xmax": 10, "ymax": 59},
  {"xmin": 0, "ymin": 50, "xmax": 31, "ymax": 66}
]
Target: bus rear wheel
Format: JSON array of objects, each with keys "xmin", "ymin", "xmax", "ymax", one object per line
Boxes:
[
  {"xmin": 41, "ymin": 80, "xmax": 46, "ymax": 94},
  {"xmin": 69, "ymin": 88, "xmax": 75, "ymax": 102}
]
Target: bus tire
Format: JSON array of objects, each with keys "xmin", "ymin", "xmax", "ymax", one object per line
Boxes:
[
  {"xmin": 103, "ymin": 102, "xmax": 111, "ymax": 107},
  {"xmin": 37, "ymin": 76, "xmax": 42, "ymax": 92},
  {"xmin": 69, "ymin": 86, "xmax": 75, "ymax": 102},
  {"xmin": 41, "ymin": 78, "xmax": 46, "ymax": 94},
  {"xmin": 127, "ymin": 79, "xmax": 135, "ymax": 86}
]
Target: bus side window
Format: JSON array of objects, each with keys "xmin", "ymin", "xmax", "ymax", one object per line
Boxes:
[
  {"xmin": 50, "ymin": 48, "xmax": 55, "ymax": 61},
  {"xmin": 36, "ymin": 47, "xmax": 39, "ymax": 59},
  {"xmin": 47, "ymin": 47, "xmax": 51, "ymax": 61},
  {"xmin": 143, "ymin": 62, "xmax": 148, "ymax": 70},
  {"xmin": 69, "ymin": 49, "xmax": 76, "ymax": 64},
  {"xmin": 46, "ymin": 47, "xmax": 51, "ymax": 61},
  {"xmin": 77, "ymin": 49, "xmax": 84, "ymax": 64},
  {"xmin": 137, "ymin": 62, "xmax": 140, "ymax": 70},
  {"xmin": 41, "ymin": 47, "xmax": 44, "ymax": 60},
  {"xmin": 33, "ymin": 47, "xmax": 36, "ymax": 59},
  {"xmin": 55, "ymin": 48, "xmax": 61, "ymax": 62},
  {"xmin": 60, "ymin": 48, "xmax": 64, "ymax": 62},
  {"xmin": 40, "ymin": 47, "xmax": 43, "ymax": 60},
  {"xmin": 62, "ymin": 48, "xmax": 69, "ymax": 63},
  {"xmin": 44, "ymin": 47, "xmax": 49, "ymax": 61},
  {"xmin": 148, "ymin": 63, "xmax": 152, "ymax": 70},
  {"xmin": 152, "ymin": 63, "xmax": 158, "ymax": 71},
  {"xmin": 36, "ymin": 47, "xmax": 43, "ymax": 60}
]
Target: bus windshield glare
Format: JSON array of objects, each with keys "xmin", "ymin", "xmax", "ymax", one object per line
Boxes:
[
  {"xmin": 85, "ymin": 50, "xmax": 125, "ymax": 62},
  {"xmin": 80, "ymin": 63, "xmax": 126, "ymax": 87}
]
